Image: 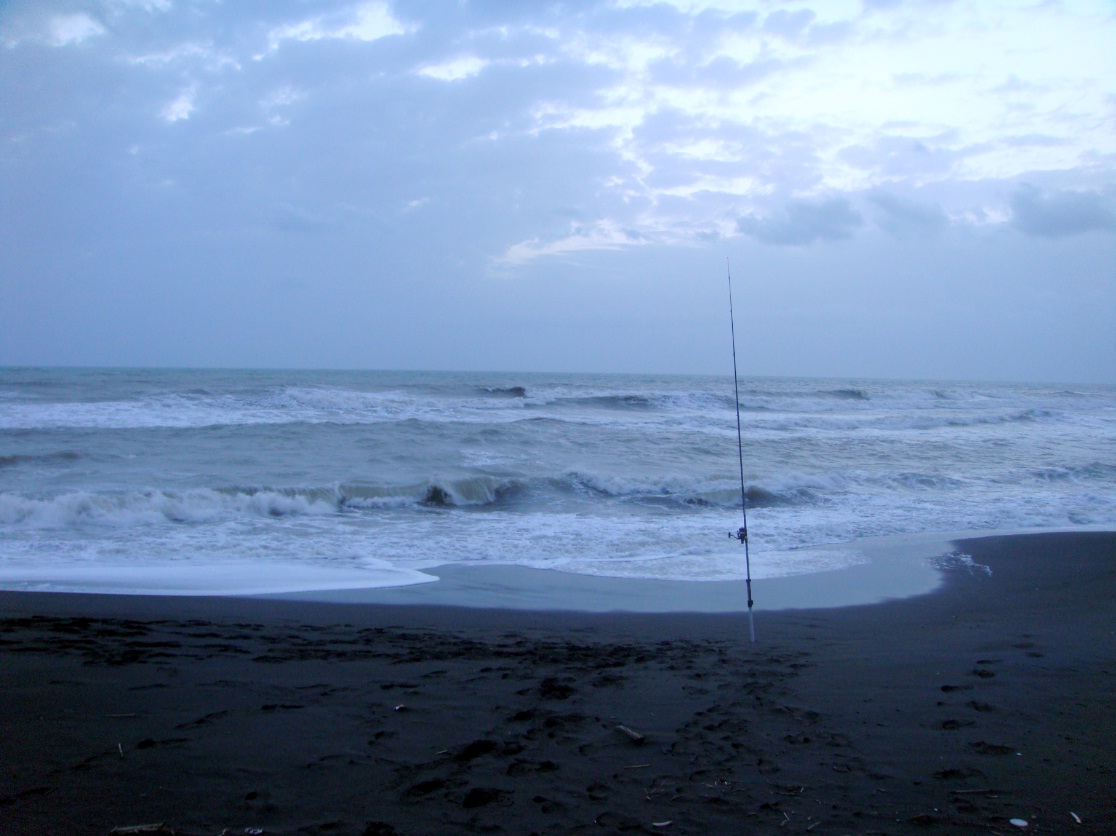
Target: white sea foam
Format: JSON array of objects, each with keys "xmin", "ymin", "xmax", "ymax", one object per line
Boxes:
[
  {"xmin": 933, "ymin": 551, "xmax": 993, "ymax": 576},
  {"xmin": 0, "ymin": 559, "xmax": 436, "ymax": 596}
]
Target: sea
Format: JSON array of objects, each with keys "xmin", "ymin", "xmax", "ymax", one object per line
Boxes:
[{"xmin": 0, "ymin": 367, "xmax": 1113, "ymax": 596}]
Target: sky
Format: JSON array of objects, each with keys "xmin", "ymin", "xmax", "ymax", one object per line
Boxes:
[{"xmin": 1, "ymin": 0, "xmax": 1114, "ymax": 383}]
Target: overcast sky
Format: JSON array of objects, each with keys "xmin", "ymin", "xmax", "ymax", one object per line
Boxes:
[{"xmin": 2, "ymin": 0, "xmax": 1114, "ymax": 382}]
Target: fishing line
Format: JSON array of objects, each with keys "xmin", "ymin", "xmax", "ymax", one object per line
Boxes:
[{"xmin": 727, "ymin": 259, "xmax": 756, "ymax": 643}]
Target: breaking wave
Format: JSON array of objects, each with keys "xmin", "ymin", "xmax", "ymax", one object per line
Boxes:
[
  {"xmin": 13, "ymin": 378, "xmax": 1073, "ymax": 435},
  {"xmin": 0, "ymin": 470, "xmax": 830, "ymax": 532},
  {"xmin": 0, "ymin": 488, "xmax": 340, "ymax": 529},
  {"xmin": 0, "ymin": 476, "xmax": 534, "ymax": 530},
  {"xmin": 826, "ymin": 387, "xmax": 870, "ymax": 400},
  {"xmin": 0, "ymin": 450, "xmax": 83, "ymax": 468},
  {"xmin": 570, "ymin": 394, "xmax": 657, "ymax": 410},
  {"xmin": 481, "ymin": 386, "xmax": 528, "ymax": 398},
  {"xmin": 341, "ymin": 476, "xmax": 525, "ymax": 509},
  {"xmin": 1031, "ymin": 462, "xmax": 1116, "ymax": 483}
]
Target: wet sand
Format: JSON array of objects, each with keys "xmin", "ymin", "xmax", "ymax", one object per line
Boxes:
[{"xmin": 1, "ymin": 531, "xmax": 1113, "ymax": 835}]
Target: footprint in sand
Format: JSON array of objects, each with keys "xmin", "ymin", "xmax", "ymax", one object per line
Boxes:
[
  {"xmin": 933, "ymin": 767, "xmax": 986, "ymax": 780},
  {"xmin": 453, "ymin": 739, "xmax": 498, "ymax": 763},
  {"xmin": 404, "ymin": 778, "xmax": 446, "ymax": 798},
  {"xmin": 505, "ymin": 759, "xmax": 559, "ymax": 776},
  {"xmin": 940, "ymin": 719, "xmax": 976, "ymax": 730},
  {"xmin": 536, "ymin": 677, "xmax": 576, "ymax": 700},
  {"xmin": 586, "ymin": 780, "xmax": 609, "ymax": 800},
  {"xmin": 174, "ymin": 710, "xmax": 229, "ymax": 729},
  {"xmin": 461, "ymin": 787, "xmax": 506, "ymax": 808},
  {"xmin": 134, "ymin": 737, "xmax": 189, "ymax": 749},
  {"xmin": 969, "ymin": 741, "xmax": 1016, "ymax": 756}
]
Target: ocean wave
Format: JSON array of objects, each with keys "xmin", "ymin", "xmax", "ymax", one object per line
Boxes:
[
  {"xmin": 340, "ymin": 476, "xmax": 525, "ymax": 509},
  {"xmin": 0, "ymin": 476, "xmax": 528, "ymax": 529},
  {"xmin": 0, "ymin": 468, "xmax": 833, "ymax": 531},
  {"xmin": 521, "ymin": 384, "xmax": 738, "ymax": 415},
  {"xmin": 560, "ymin": 470, "xmax": 816, "ymax": 509},
  {"xmin": 1031, "ymin": 462, "xmax": 1116, "ymax": 483},
  {"xmin": 534, "ymin": 466, "xmax": 984, "ymax": 509},
  {"xmin": 11, "ymin": 378, "xmax": 1071, "ymax": 435},
  {"xmin": 825, "ymin": 387, "xmax": 870, "ymax": 401},
  {"xmin": 563, "ymin": 467, "xmax": 979, "ymax": 509},
  {"xmin": 0, "ymin": 488, "xmax": 340, "ymax": 529},
  {"xmin": 0, "ymin": 450, "xmax": 83, "ymax": 468},
  {"xmin": 741, "ymin": 404, "xmax": 1070, "ymax": 434},
  {"xmin": 481, "ymin": 386, "xmax": 528, "ymax": 398},
  {"xmin": 0, "ymin": 383, "xmax": 591, "ymax": 431},
  {"xmin": 553, "ymin": 394, "xmax": 657, "ymax": 411}
]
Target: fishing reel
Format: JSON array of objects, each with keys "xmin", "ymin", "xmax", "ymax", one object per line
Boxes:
[{"xmin": 728, "ymin": 525, "xmax": 748, "ymax": 544}]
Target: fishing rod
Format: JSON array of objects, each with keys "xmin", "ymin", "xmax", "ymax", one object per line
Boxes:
[{"xmin": 726, "ymin": 259, "xmax": 756, "ymax": 643}]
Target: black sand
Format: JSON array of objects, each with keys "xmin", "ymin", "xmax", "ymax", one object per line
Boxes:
[{"xmin": 1, "ymin": 531, "xmax": 1113, "ymax": 835}]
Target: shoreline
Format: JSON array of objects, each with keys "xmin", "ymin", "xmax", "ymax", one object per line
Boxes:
[
  {"xmin": 1, "ymin": 530, "xmax": 1113, "ymax": 834},
  {"xmin": 262, "ymin": 525, "xmax": 1112, "ymax": 612},
  {"xmin": 0, "ymin": 526, "xmax": 1108, "ymax": 614},
  {"xmin": 259, "ymin": 528, "xmax": 952, "ymax": 612}
]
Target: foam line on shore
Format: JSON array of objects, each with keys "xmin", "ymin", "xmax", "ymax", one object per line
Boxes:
[
  {"xmin": 252, "ymin": 530, "xmax": 940, "ymax": 611},
  {"xmin": 260, "ymin": 526, "xmax": 1112, "ymax": 611}
]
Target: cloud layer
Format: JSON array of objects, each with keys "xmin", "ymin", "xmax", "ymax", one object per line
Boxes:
[{"xmin": 2, "ymin": 0, "xmax": 1114, "ymax": 381}]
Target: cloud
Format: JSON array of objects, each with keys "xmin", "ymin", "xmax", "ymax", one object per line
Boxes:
[
  {"xmin": 49, "ymin": 14, "xmax": 107, "ymax": 46},
  {"xmin": 265, "ymin": 2, "xmax": 410, "ymax": 53},
  {"xmin": 838, "ymin": 135, "xmax": 960, "ymax": 183},
  {"xmin": 417, "ymin": 55, "xmax": 489, "ymax": 81},
  {"xmin": 160, "ymin": 86, "xmax": 197, "ymax": 122},
  {"xmin": 498, "ymin": 219, "xmax": 635, "ymax": 267},
  {"xmin": 1010, "ymin": 185, "xmax": 1116, "ymax": 238},
  {"xmin": 0, "ymin": 11, "xmax": 106, "ymax": 48},
  {"xmin": 112, "ymin": 0, "xmax": 172, "ymax": 11},
  {"xmin": 1, "ymin": 0, "xmax": 1114, "ymax": 383},
  {"xmin": 867, "ymin": 191, "xmax": 948, "ymax": 236},
  {"xmin": 129, "ymin": 42, "xmax": 241, "ymax": 73},
  {"xmin": 736, "ymin": 197, "xmax": 863, "ymax": 246},
  {"xmin": 762, "ymin": 9, "xmax": 815, "ymax": 40}
]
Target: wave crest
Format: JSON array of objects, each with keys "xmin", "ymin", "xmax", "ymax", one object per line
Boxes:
[
  {"xmin": 0, "ymin": 450, "xmax": 83, "ymax": 468},
  {"xmin": 826, "ymin": 388, "xmax": 870, "ymax": 400},
  {"xmin": 0, "ymin": 488, "xmax": 340, "ymax": 530}
]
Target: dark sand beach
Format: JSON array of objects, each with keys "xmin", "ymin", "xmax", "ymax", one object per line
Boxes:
[{"xmin": 1, "ymin": 531, "xmax": 1113, "ymax": 835}]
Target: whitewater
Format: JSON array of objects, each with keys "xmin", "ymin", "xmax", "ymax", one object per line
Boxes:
[{"xmin": 1, "ymin": 368, "xmax": 1113, "ymax": 596}]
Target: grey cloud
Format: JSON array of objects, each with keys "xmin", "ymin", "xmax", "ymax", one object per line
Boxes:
[
  {"xmin": 3, "ymin": 0, "xmax": 1114, "ymax": 383},
  {"xmin": 838, "ymin": 135, "xmax": 959, "ymax": 179},
  {"xmin": 867, "ymin": 191, "xmax": 948, "ymax": 236},
  {"xmin": 650, "ymin": 53, "xmax": 795, "ymax": 88},
  {"xmin": 737, "ymin": 197, "xmax": 863, "ymax": 246},
  {"xmin": 806, "ymin": 21, "xmax": 855, "ymax": 46},
  {"xmin": 763, "ymin": 9, "xmax": 815, "ymax": 39},
  {"xmin": 1010, "ymin": 185, "xmax": 1116, "ymax": 238},
  {"xmin": 992, "ymin": 74, "xmax": 1044, "ymax": 95},
  {"xmin": 631, "ymin": 105, "xmax": 826, "ymax": 192},
  {"xmin": 1002, "ymin": 134, "xmax": 1069, "ymax": 149}
]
